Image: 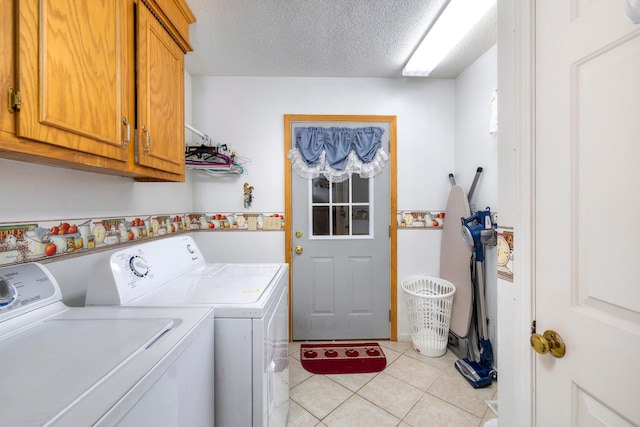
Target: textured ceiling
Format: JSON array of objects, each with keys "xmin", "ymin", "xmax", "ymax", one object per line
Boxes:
[{"xmin": 184, "ymin": 0, "xmax": 496, "ymax": 79}]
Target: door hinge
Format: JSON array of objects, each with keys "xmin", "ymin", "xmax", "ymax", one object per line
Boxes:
[
  {"xmin": 7, "ymin": 87, "xmax": 21, "ymax": 112},
  {"xmin": 389, "ymin": 309, "xmax": 392, "ymax": 322}
]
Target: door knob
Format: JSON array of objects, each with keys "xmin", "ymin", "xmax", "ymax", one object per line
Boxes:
[
  {"xmin": 295, "ymin": 245, "xmax": 303, "ymax": 255},
  {"xmin": 530, "ymin": 329, "xmax": 566, "ymax": 358}
]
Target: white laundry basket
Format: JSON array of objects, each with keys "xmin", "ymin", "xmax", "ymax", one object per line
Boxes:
[{"xmin": 401, "ymin": 276, "xmax": 456, "ymax": 357}]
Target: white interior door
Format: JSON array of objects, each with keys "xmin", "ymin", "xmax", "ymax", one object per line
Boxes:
[
  {"xmin": 535, "ymin": 1, "xmax": 640, "ymax": 424},
  {"xmin": 289, "ymin": 120, "xmax": 391, "ymax": 341}
]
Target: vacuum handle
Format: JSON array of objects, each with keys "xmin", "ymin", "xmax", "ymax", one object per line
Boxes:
[
  {"xmin": 475, "ymin": 260, "xmax": 489, "ymax": 340},
  {"xmin": 467, "ymin": 167, "xmax": 483, "ymax": 202},
  {"xmin": 461, "ymin": 211, "xmax": 479, "ymax": 227}
]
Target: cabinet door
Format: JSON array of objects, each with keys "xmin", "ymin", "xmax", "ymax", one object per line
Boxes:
[
  {"xmin": 16, "ymin": 0, "xmax": 129, "ymax": 162},
  {"xmin": 1, "ymin": 0, "xmax": 16, "ymax": 137},
  {"xmin": 136, "ymin": 3, "xmax": 185, "ymax": 176}
]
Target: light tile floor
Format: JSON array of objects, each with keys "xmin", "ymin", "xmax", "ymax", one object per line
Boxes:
[{"xmin": 287, "ymin": 341, "xmax": 497, "ymax": 427}]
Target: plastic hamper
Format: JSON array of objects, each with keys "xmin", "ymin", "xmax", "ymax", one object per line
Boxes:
[{"xmin": 401, "ymin": 276, "xmax": 456, "ymax": 357}]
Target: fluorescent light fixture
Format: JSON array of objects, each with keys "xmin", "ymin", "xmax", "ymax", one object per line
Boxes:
[{"xmin": 403, "ymin": 0, "xmax": 496, "ymax": 77}]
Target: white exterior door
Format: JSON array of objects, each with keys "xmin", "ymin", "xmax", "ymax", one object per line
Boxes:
[
  {"xmin": 286, "ymin": 117, "xmax": 395, "ymax": 341},
  {"xmin": 535, "ymin": 0, "xmax": 640, "ymax": 424}
]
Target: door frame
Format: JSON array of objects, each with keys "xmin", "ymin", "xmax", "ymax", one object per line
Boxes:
[
  {"xmin": 498, "ymin": 0, "xmax": 535, "ymax": 425},
  {"xmin": 284, "ymin": 114, "xmax": 398, "ymax": 342}
]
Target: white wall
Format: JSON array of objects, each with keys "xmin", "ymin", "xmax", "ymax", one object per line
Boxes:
[
  {"xmin": 189, "ymin": 76, "xmax": 458, "ymax": 340},
  {"xmin": 0, "ymin": 159, "xmax": 193, "ymax": 222},
  {"xmin": 190, "ymin": 77, "xmax": 456, "ymax": 214},
  {"xmin": 454, "ymin": 45, "xmax": 499, "ymax": 364},
  {"xmin": 455, "ymin": 45, "xmax": 498, "ymax": 212},
  {"xmin": 191, "ymin": 231, "xmax": 285, "ymax": 264}
]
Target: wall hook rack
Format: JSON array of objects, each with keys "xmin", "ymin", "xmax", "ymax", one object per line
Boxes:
[
  {"xmin": 185, "ymin": 123, "xmax": 210, "ymax": 145},
  {"xmin": 184, "ymin": 124, "xmax": 249, "ymax": 176}
]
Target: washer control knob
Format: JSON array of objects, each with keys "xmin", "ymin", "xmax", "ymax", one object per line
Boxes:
[{"xmin": 0, "ymin": 276, "xmax": 17, "ymax": 307}]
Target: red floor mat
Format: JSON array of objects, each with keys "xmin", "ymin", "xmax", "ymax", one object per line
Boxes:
[{"xmin": 300, "ymin": 342, "xmax": 387, "ymax": 375}]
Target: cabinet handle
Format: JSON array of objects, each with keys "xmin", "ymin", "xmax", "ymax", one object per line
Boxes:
[
  {"xmin": 142, "ymin": 125, "xmax": 151, "ymax": 154},
  {"xmin": 122, "ymin": 117, "xmax": 130, "ymax": 148}
]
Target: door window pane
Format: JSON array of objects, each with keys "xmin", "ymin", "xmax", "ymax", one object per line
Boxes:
[
  {"xmin": 352, "ymin": 206, "xmax": 369, "ymax": 235},
  {"xmin": 332, "ymin": 206, "xmax": 350, "ymax": 236},
  {"xmin": 352, "ymin": 175, "xmax": 369, "ymax": 203},
  {"xmin": 312, "ymin": 206, "xmax": 330, "ymax": 235},
  {"xmin": 312, "ymin": 178, "xmax": 330, "ymax": 203},
  {"xmin": 331, "ymin": 180, "xmax": 350, "ymax": 203}
]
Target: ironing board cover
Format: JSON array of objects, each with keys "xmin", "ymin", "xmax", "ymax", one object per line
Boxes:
[{"xmin": 440, "ymin": 184, "xmax": 473, "ymax": 338}]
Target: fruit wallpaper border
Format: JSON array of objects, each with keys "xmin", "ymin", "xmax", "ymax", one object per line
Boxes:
[
  {"xmin": 0, "ymin": 212, "xmax": 285, "ymax": 267},
  {"xmin": 0, "ymin": 209, "xmax": 444, "ymax": 267},
  {"xmin": 396, "ymin": 210, "xmax": 445, "ymax": 228}
]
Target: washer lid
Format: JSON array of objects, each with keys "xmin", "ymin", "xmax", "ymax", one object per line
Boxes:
[{"xmin": 0, "ymin": 317, "xmax": 173, "ymax": 426}]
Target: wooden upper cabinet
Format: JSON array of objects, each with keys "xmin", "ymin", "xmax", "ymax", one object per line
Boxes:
[
  {"xmin": 1, "ymin": 0, "xmax": 194, "ymax": 181},
  {"xmin": 16, "ymin": 0, "xmax": 129, "ymax": 162},
  {"xmin": 0, "ymin": 0, "xmax": 16, "ymax": 137},
  {"xmin": 136, "ymin": 2, "xmax": 186, "ymax": 176}
]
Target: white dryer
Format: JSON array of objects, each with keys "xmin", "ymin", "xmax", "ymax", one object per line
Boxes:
[
  {"xmin": 0, "ymin": 262, "xmax": 215, "ymax": 426},
  {"xmin": 86, "ymin": 235, "xmax": 289, "ymax": 427}
]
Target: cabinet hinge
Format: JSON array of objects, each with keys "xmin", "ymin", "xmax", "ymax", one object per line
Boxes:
[{"xmin": 7, "ymin": 87, "xmax": 21, "ymax": 112}]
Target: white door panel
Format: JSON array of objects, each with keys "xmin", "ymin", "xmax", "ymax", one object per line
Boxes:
[{"xmin": 535, "ymin": 0, "xmax": 640, "ymax": 424}]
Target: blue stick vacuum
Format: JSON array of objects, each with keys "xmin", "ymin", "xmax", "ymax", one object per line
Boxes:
[{"xmin": 455, "ymin": 208, "xmax": 497, "ymax": 388}]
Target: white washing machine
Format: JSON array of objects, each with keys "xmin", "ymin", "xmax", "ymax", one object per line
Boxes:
[
  {"xmin": 85, "ymin": 235, "xmax": 289, "ymax": 427},
  {"xmin": 0, "ymin": 262, "xmax": 215, "ymax": 426}
]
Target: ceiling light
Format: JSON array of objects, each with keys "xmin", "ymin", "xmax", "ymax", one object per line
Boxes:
[{"xmin": 402, "ymin": 0, "xmax": 496, "ymax": 77}]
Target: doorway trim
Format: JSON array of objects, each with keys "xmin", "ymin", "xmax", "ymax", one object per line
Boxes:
[
  {"xmin": 498, "ymin": 0, "xmax": 535, "ymax": 425},
  {"xmin": 284, "ymin": 114, "xmax": 398, "ymax": 341}
]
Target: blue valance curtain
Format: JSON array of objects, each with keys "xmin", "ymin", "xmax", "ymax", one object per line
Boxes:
[{"xmin": 288, "ymin": 126, "xmax": 388, "ymax": 182}]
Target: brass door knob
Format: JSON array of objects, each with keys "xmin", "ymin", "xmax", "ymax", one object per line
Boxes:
[
  {"xmin": 530, "ymin": 330, "xmax": 566, "ymax": 358},
  {"xmin": 295, "ymin": 245, "xmax": 303, "ymax": 255}
]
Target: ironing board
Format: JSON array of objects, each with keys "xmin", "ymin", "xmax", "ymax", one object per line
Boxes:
[{"xmin": 440, "ymin": 184, "xmax": 473, "ymax": 338}]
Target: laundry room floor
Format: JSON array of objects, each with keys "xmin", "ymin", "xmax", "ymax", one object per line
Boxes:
[{"xmin": 288, "ymin": 340, "xmax": 497, "ymax": 427}]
